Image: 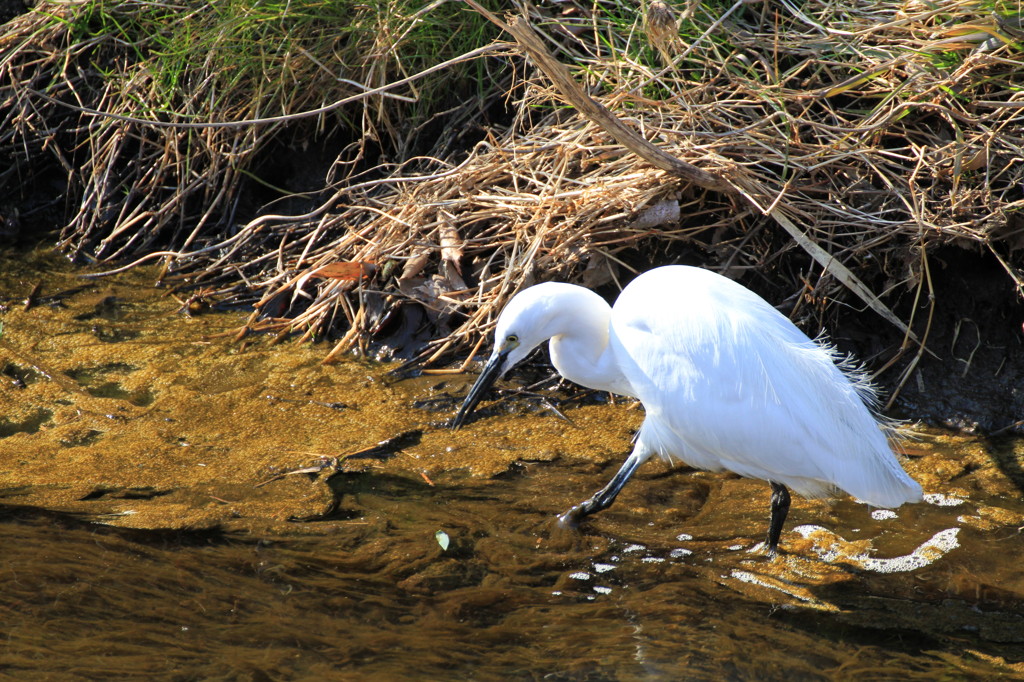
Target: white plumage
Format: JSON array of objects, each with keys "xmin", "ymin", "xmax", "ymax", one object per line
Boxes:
[{"xmin": 452, "ymin": 265, "xmax": 922, "ymax": 554}]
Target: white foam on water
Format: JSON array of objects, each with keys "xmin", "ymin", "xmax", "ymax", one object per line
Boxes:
[
  {"xmin": 793, "ymin": 525, "xmax": 961, "ymax": 573},
  {"xmin": 924, "ymin": 493, "xmax": 966, "ymax": 507}
]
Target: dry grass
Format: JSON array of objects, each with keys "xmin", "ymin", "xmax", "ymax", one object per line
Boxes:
[{"xmin": 2, "ymin": 0, "xmax": 1023, "ymax": 375}]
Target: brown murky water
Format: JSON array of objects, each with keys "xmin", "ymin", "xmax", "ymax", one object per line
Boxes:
[{"xmin": 2, "ymin": 249, "xmax": 1023, "ymax": 680}]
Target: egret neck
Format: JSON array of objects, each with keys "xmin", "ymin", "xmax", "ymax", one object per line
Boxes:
[{"xmin": 544, "ymin": 288, "xmax": 635, "ymax": 398}]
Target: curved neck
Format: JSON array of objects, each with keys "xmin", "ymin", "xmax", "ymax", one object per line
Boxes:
[{"xmin": 546, "ymin": 290, "xmax": 634, "ymax": 397}]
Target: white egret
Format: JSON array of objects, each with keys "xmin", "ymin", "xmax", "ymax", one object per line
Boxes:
[{"xmin": 451, "ymin": 265, "xmax": 922, "ymax": 555}]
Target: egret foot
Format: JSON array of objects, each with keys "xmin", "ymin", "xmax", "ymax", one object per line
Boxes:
[
  {"xmin": 557, "ymin": 499, "xmax": 598, "ymax": 528},
  {"xmin": 558, "ymin": 451, "xmax": 647, "ymax": 528},
  {"xmin": 764, "ymin": 481, "xmax": 791, "ymax": 556},
  {"xmin": 749, "ymin": 541, "xmax": 785, "ymax": 558},
  {"xmin": 557, "ymin": 505, "xmax": 585, "ymax": 529}
]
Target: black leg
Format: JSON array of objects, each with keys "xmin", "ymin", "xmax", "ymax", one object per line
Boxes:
[
  {"xmin": 765, "ymin": 481, "xmax": 791, "ymax": 556},
  {"xmin": 558, "ymin": 451, "xmax": 646, "ymax": 527}
]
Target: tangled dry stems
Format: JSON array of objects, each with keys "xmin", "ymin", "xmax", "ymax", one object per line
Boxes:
[{"xmin": 2, "ymin": 0, "xmax": 1023, "ymax": 377}]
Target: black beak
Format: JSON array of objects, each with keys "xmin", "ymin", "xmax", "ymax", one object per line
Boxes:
[{"xmin": 451, "ymin": 350, "xmax": 508, "ymax": 429}]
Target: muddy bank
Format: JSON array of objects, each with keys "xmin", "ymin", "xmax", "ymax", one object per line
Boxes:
[{"xmin": 789, "ymin": 242, "xmax": 1020, "ymax": 437}]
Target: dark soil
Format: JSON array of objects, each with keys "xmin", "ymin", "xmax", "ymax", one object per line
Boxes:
[
  {"xmin": 879, "ymin": 247, "xmax": 1023, "ymax": 434},
  {"xmin": 0, "ymin": 0, "xmax": 26, "ymax": 25}
]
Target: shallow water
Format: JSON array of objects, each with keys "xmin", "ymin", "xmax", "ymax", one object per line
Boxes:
[{"xmin": 2, "ymin": 250, "xmax": 1023, "ymax": 679}]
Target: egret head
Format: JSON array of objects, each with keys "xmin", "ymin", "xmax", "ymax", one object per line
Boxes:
[{"xmin": 450, "ymin": 284, "xmax": 565, "ymax": 429}]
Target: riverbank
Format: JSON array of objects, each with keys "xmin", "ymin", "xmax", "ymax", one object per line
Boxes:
[{"xmin": 2, "ymin": 1, "xmax": 1021, "ymax": 435}]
